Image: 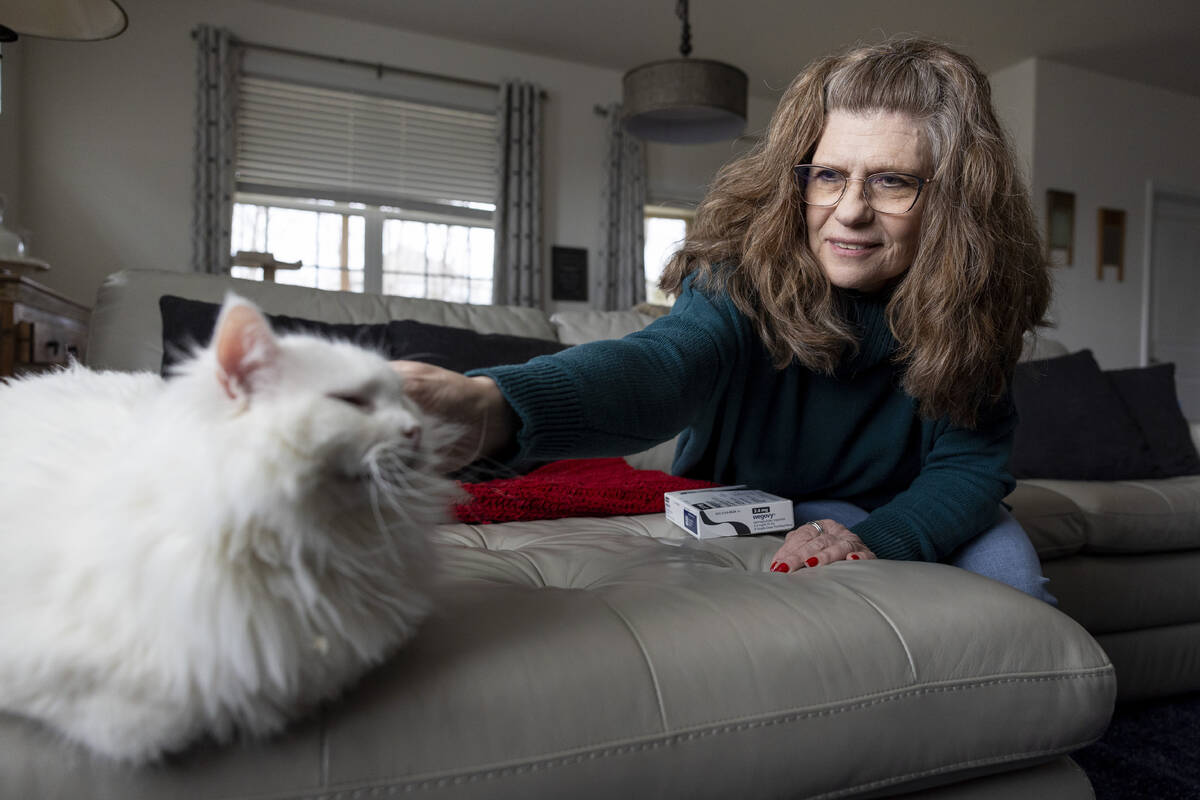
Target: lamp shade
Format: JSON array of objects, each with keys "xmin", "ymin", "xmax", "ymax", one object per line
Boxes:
[
  {"xmin": 621, "ymin": 58, "xmax": 747, "ymax": 144},
  {"xmin": 0, "ymin": 0, "xmax": 127, "ymax": 41}
]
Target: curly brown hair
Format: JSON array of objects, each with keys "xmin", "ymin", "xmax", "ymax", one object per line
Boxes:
[{"xmin": 660, "ymin": 37, "xmax": 1051, "ymax": 429}]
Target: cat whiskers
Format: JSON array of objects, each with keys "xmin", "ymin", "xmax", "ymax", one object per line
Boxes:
[
  {"xmin": 366, "ymin": 481, "xmax": 404, "ymax": 567},
  {"xmin": 360, "ymin": 439, "xmax": 448, "ymax": 550}
]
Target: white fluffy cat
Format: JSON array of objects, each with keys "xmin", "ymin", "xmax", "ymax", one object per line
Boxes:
[{"xmin": 0, "ymin": 295, "xmax": 458, "ymax": 763}]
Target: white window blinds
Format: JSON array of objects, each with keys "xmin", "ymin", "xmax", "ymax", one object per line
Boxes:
[{"xmin": 236, "ymin": 76, "xmax": 498, "ymax": 214}]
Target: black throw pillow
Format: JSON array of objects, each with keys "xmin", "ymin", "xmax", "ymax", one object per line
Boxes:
[
  {"xmin": 159, "ymin": 295, "xmax": 392, "ymax": 374},
  {"xmin": 1106, "ymin": 363, "xmax": 1200, "ymax": 478},
  {"xmin": 160, "ymin": 295, "xmax": 567, "ymax": 376},
  {"xmin": 1011, "ymin": 350, "xmax": 1157, "ymax": 480},
  {"xmin": 384, "ymin": 319, "xmax": 566, "ymax": 373}
]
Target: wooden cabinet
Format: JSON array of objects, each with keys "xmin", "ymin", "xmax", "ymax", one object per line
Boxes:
[{"xmin": 0, "ymin": 275, "xmax": 90, "ymax": 377}]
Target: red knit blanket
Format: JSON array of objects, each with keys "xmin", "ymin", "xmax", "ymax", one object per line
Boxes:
[{"xmin": 455, "ymin": 457, "xmax": 717, "ymax": 524}]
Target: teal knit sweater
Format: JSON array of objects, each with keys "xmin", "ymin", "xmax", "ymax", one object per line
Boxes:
[{"xmin": 476, "ymin": 277, "xmax": 1017, "ymax": 562}]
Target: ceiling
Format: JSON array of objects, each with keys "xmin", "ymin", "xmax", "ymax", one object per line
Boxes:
[{"xmin": 260, "ymin": 0, "xmax": 1200, "ymax": 100}]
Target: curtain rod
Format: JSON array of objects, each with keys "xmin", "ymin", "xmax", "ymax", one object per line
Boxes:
[
  {"xmin": 232, "ymin": 37, "xmax": 498, "ymax": 91},
  {"xmin": 219, "ymin": 34, "xmax": 547, "ymax": 98}
]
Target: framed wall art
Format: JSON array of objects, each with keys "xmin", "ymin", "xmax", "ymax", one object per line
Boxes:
[{"xmin": 551, "ymin": 246, "xmax": 589, "ymax": 302}]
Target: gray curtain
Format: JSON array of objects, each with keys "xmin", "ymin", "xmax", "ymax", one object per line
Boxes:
[
  {"xmin": 191, "ymin": 26, "xmax": 239, "ymax": 274},
  {"xmin": 593, "ymin": 103, "xmax": 646, "ymax": 310},
  {"xmin": 493, "ymin": 81, "xmax": 544, "ymax": 307}
]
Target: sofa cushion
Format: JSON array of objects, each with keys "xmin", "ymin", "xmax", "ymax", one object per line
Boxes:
[
  {"xmin": 1022, "ymin": 475, "xmax": 1200, "ymax": 554},
  {"xmin": 1042, "ymin": 550, "xmax": 1200, "ymax": 635},
  {"xmin": 1011, "ymin": 350, "xmax": 1156, "ymax": 480},
  {"xmin": 1107, "ymin": 363, "xmax": 1200, "ymax": 478},
  {"xmin": 0, "ymin": 514, "xmax": 1115, "ymax": 799},
  {"xmin": 549, "ymin": 309, "xmax": 661, "ymax": 345},
  {"xmin": 1006, "ymin": 483, "xmax": 1088, "ymax": 560},
  {"xmin": 1091, "ymin": 622, "xmax": 1200, "ymax": 703}
]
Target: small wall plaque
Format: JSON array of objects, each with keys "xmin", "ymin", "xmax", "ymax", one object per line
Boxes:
[
  {"xmin": 1097, "ymin": 208, "xmax": 1125, "ymax": 281},
  {"xmin": 552, "ymin": 246, "xmax": 588, "ymax": 302}
]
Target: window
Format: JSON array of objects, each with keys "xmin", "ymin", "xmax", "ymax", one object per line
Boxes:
[
  {"xmin": 230, "ymin": 195, "xmax": 494, "ymax": 302},
  {"xmin": 231, "ymin": 195, "xmax": 365, "ymax": 291},
  {"xmin": 643, "ymin": 205, "xmax": 694, "ymax": 306},
  {"xmin": 231, "ymin": 75, "xmax": 497, "ymax": 302},
  {"xmin": 382, "ymin": 217, "xmax": 494, "ymax": 304}
]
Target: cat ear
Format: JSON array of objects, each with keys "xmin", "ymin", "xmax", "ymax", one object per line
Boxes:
[{"xmin": 213, "ymin": 295, "xmax": 280, "ymax": 401}]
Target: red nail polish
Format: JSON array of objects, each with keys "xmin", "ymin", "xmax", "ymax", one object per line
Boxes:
[
  {"xmin": 771, "ymin": 562, "xmax": 790, "ymax": 573},
  {"xmin": 849, "ymin": 554, "xmax": 860, "ymax": 560},
  {"xmin": 805, "ymin": 557, "xmax": 819, "ymax": 567}
]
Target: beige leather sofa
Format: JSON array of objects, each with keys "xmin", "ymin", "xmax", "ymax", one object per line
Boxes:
[
  {"xmin": 1002, "ymin": 335, "xmax": 1200, "ymax": 702},
  {"xmin": 0, "ymin": 269, "xmax": 1119, "ymax": 799},
  {"xmin": 1008, "ymin": 465, "xmax": 1200, "ymax": 702}
]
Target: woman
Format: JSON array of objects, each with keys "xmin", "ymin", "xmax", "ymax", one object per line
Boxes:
[{"xmin": 398, "ymin": 37, "xmax": 1055, "ymax": 601}]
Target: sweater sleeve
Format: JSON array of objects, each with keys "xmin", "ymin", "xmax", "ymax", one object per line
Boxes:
[
  {"xmin": 470, "ymin": 279, "xmax": 745, "ymax": 462},
  {"xmin": 850, "ymin": 401, "xmax": 1019, "ymax": 562}
]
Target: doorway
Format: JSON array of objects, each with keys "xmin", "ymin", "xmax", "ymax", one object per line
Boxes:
[{"xmin": 1145, "ymin": 186, "xmax": 1200, "ymax": 421}]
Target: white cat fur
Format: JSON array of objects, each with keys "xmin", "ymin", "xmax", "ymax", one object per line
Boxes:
[{"xmin": 0, "ymin": 295, "xmax": 458, "ymax": 763}]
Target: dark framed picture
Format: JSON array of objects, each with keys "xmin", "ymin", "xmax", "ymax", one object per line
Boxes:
[
  {"xmin": 1097, "ymin": 208, "xmax": 1125, "ymax": 282},
  {"xmin": 551, "ymin": 246, "xmax": 589, "ymax": 302},
  {"xmin": 1046, "ymin": 189, "xmax": 1075, "ymax": 267}
]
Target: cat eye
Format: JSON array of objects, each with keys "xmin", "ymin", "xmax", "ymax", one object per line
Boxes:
[{"xmin": 330, "ymin": 392, "xmax": 373, "ymax": 412}]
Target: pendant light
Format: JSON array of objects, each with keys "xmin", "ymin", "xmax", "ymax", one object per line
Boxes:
[
  {"xmin": 0, "ymin": 0, "xmax": 127, "ymax": 41},
  {"xmin": 621, "ymin": 0, "xmax": 747, "ymax": 144}
]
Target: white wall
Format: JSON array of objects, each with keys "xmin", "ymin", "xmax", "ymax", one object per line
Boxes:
[
  {"xmin": 987, "ymin": 59, "xmax": 1037, "ymax": 187},
  {"xmin": 1, "ymin": 0, "xmax": 773, "ymax": 311},
  {"xmin": 990, "ymin": 58, "xmax": 1200, "ymax": 369},
  {"xmin": 1028, "ymin": 60, "xmax": 1200, "ymax": 369},
  {"xmin": 0, "ymin": 40, "xmax": 25, "ymax": 237}
]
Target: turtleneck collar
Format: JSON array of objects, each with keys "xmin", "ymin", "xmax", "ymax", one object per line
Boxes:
[{"xmin": 833, "ymin": 284, "xmax": 899, "ymax": 375}]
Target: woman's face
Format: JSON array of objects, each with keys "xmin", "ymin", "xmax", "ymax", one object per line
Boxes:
[{"xmin": 804, "ymin": 109, "xmax": 933, "ymax": 292}]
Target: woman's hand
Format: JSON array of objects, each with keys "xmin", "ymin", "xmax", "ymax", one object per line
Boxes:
[
  {"xmin": 391, "ymin": 361, "xmax": 518, "ymax": 473},
  {"xmin": 768, "ymin": 519, "xmax": 876, "ymax": 573}
]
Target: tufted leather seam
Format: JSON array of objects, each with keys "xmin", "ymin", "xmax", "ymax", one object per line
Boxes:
[
  {"xmin": 592, "ymin": 595, "xmax": 670, "ymax": 730},
  {"xmin": 253, "ymin": 745, "xmax": 1100, "ymax": 800},
  {"xmin": 509, "ymin": 548, "xmax": 551, "ymax": 587},
  {"xmin": 280, "ymin": 669, "xmax": 1112, "ymax": 799},
  {"xmin": 843, "ymin": 586, "xmax": 918, "ymax": 683}
]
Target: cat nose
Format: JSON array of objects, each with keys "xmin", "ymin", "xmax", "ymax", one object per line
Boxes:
[{"xmin": 402, "ymin": 424, "xmax": 422, "ymax": 450}]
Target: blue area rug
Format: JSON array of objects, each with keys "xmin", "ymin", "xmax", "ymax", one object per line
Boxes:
[{"xmin": 1074, "ymin": 692, "xmax": 1200, "ymax": 799}]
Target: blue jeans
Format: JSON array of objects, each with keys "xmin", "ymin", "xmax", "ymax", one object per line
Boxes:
[{"xmin": 791, "ymin": 499, "xmax": 1057, "ymax": 605}]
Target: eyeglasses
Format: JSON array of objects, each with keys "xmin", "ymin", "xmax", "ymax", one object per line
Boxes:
[{"xmin": 793, "ymin": 164, "xmax": 933, "ymax": 215}]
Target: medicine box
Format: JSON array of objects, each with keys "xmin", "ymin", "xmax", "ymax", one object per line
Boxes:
[{"xmin": 664, "ymin": 486, "xmax": 795, "ymax": 539}]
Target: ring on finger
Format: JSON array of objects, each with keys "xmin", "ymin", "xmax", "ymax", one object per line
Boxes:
[{"xmin": 806, "ymin": 520, "xmax": 824, "ymax": 535}]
